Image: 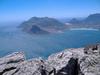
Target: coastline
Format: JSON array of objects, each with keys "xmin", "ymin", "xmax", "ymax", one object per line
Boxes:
[{"xmin": 69, "ymin": 28, "xmax": 99, "ymax": 31}]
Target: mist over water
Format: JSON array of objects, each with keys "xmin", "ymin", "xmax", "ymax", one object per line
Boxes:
[{"xmin": 0, "ymin": 24, "xmax": 100, "ymax": 59}]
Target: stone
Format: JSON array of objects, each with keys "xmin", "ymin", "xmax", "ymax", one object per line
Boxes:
[{"xmin": 0, "ymin": 44, "xmax": 100, "ymax": 75}]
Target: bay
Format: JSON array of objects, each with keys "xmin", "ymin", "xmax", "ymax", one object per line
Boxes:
[{"xmin": 0, "ymin": 26, "xmax": 100, "ymax": 59}]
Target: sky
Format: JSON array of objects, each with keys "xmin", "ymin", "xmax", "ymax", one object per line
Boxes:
[{"xmin": 0, "ymin": 0, "xmax": 100, "ymax": 22}]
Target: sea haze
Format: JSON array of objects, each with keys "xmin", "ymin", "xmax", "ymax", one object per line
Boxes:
[{"xmin": 0, "ymin": 24, "xmax": 100, "ymax": 59}]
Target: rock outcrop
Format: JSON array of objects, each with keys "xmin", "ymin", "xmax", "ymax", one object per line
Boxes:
[{"xmin": 0, "ymin": 44, "xmax": 100, "ymax": 75}]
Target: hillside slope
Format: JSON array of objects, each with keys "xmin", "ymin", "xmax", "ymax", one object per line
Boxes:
[
  {"xmin": 19, "ymin": 17, "xmax": 67, "ymax": 34},
  {"xmin": 69, "ymin": 13, "xmax": 100, "ymax": 29}
]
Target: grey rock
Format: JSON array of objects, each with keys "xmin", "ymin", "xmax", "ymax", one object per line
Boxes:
[{"xmin": 0, "ymin": 44, "xmax": 100, "ymax": 75}]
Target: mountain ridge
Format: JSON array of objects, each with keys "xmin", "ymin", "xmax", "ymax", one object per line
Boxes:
[
  {"xmin": 68, "ymin": 13, "xmax": 100, "ymax": 29},
  {"xmin": 19, "ymin": 17, "xmax": 67, "ymax": 34}
]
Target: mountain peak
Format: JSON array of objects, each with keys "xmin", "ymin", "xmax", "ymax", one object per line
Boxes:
[
  {"xmin": 69, "ymin": 13, "xmax": 100, "ymax": 29},
  {"xmin": 19, "ymin": 17, "xmax": 67, "ymax": 34}
]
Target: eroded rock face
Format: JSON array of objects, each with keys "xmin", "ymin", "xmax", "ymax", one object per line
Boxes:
[
  {"xmin": 56, "ymin": 58, "xmax": 79, "ymax": 75},
  {"xmin": 0, "ymin": 52, "xmax": 25, "ymax": 75},
  {"xmin": 80, "ymin": 44, "xmax": 100, "ymax": 75},
  {"xmin": 0, "ymin": 44, "xmax": 100, "ymax": 75}
]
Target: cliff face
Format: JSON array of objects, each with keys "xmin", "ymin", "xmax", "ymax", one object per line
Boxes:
[{"xmin": 0, "ymin": 44, "xmax": 100, "ymax": 75}]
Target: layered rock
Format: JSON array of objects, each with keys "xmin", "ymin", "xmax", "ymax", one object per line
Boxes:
[
  {"xmin": 0, "ymin": 44, "xmax": 100, "ymax": 75},
  {"xmin": 0, "ymin": 52, "xmax": 25, "ymax": 75}
]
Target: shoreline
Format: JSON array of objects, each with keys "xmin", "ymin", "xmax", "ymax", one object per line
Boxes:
[{"xmin": 69, "ymin": 28, "xmax": 99, "ymax": 31}]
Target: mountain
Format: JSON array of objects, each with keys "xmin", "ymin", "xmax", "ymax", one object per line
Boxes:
[
  {"xmin": 69, "ymin": 18, "xmax": 80, "ymax": 24},
  {"xmin": 19, "ymin": 17, "xmax": 67, "ymax": 34},
  {"xmin": 22, "ymin": 25, "xmax": 49, "ymax": 34},
  {"xmin": 29, "ymin": 25, "xmax": 49, "ymax": 34},
  {"xmin": 0, "ymin": 43, "xmax": 100, "ymax": 75},
  {"xmin": 84, "ymin": 13, "xmax": 100, "ymax": 25},
  {"xmin": 69, "ymin": 13, "xmax": 100, "ymax": 29}
]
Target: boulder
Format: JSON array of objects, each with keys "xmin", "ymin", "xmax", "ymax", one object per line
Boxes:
[{"xmin": 0, "ymin": 44, "xmax": 100, "ymax": 75}]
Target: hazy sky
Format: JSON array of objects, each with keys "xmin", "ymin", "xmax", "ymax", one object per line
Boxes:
[{"xmin": 0, "ymin": 0, "xmax": 100, "ymax": 22}]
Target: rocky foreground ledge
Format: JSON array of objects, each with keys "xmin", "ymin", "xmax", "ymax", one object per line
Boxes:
[{"xmin": 0, "ymin": 44, "xmax": 100, "ymax": 75}]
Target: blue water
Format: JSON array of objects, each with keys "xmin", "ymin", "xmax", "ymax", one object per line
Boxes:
[{"xmin": 0, "ymin": 26, "xmax": 100, "ymax": 59}]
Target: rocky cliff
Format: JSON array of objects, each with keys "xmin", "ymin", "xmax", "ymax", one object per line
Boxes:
[{"xmin": 0, "ymin": 44, "xmax": 100, "ymax": 75}]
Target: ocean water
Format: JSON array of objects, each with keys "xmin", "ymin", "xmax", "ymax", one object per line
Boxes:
[{"xmin": 0, "ymin": 26, "xmax": 100, "ymax": 59}]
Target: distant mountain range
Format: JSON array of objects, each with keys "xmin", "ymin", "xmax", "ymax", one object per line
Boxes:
[
  {"xmin": 68, "ymin": 13, "xmax": 100, "ymax": 29},
  {"xmin": 19, "ymin": 17, "xmax": 67, "ymax": 34},
  {"xmin": 19, "ymin": 13, "xmax": 100, "ymax": 34}
]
